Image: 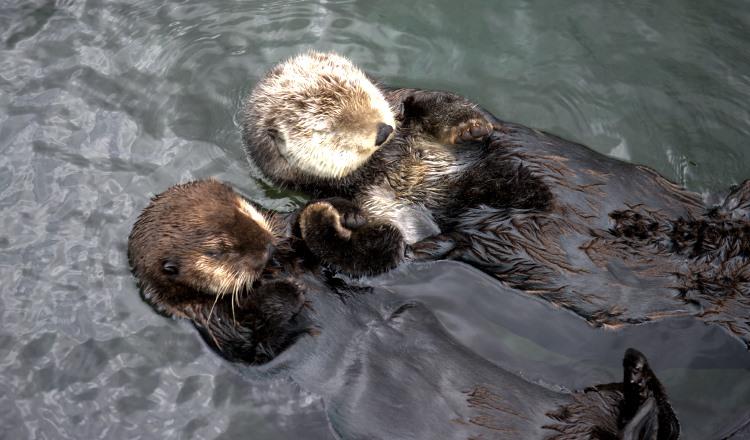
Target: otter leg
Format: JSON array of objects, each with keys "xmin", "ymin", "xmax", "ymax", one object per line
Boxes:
[
  {"xmin": 298, "ymin": 199, "xmax": 405, "ymax": 276},
  {"xmin": 398, "ymin": 90, "xmax": 493, "ymax": 145},
  {"xmin": 620, "ymin": 348, "xmax": 679, "ymax": 440}
]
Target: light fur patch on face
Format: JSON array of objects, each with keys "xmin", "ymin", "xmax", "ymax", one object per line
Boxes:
[
  {"xmin": 236, "ymin": 197, "xmax": 276, "ymax": 238},
  {"xmin": 285, "ymin": 133, "xmax": 375, "ymax": 179},
  {"xmin": 250, "ymin": 50, "xmax": 396, "ymax": 179},
  {"xmin": 194, "ymin": 255, "xmax": 256, "ymax": 297}
]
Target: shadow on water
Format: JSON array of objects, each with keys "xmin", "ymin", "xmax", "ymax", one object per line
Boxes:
[{"xmin": 0, "ymin": 0, "xmax": 749, "ymax": 439}]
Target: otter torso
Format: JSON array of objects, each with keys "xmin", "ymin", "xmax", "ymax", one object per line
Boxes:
[
  {"xmin": 411, "ymin": 116, "xmax": 750, "ymax": 343},
  {"xmin": 276, "ymin": 272, "xmax": 678, "ymax": 440},
  {"xmin": 127, "ymin": 181, "xmax": 679, "ymax": 440}
]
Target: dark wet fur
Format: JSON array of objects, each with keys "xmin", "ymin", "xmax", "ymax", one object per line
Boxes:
[
  {"xmin": 420, "ymin": 118, "xmax": 749, "ymax": 345},
  {"xmin": 544, "ymin": 349, "xmax": 678, "ymax": 440},
  {"xmin": 297, "ymin": 197, "xmax": 406, "ymax": 276},
  {"xmin": 192, "ymin": 279, "xmax": 311, "ymax": 365},
  {"xmin": 245, "ymin": 80, "xmax": 750, "ymax": 344}
]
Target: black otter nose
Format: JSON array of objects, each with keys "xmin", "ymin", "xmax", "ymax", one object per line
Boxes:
[{"xmin": 375, "ymin": 123, "xmax": 393, "ymax": 146}]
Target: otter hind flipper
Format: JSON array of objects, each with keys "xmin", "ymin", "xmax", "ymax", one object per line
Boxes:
[
  {"xmin": 620, "ymin": 397, "xmax": 658, "ymax": 440},
  {"xmin": 620, "ymin": 348, "xmax": 679, "ymax": 440}
]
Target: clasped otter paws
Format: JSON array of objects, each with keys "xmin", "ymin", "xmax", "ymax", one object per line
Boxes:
[{"xmin": 299, "ymin": 198, "xmax": 368, "ymax": 242}]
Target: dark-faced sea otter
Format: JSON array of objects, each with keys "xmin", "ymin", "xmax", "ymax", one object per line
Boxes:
[
  {"xmin": 241, "ymin": 51, "xmax": 750, "ymax": 347},
  {"xmin": 127, "ymin": 179, "xmax": 679, "ymax": 439}
]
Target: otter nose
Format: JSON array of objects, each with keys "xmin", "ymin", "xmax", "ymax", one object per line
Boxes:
[
  {"xmin": 375, "ymin": 123, "xmax": 393, "ymax": 146},
  {"xmin": 248, "ymin": 243, "xmax": 275, "ymax": 271}
]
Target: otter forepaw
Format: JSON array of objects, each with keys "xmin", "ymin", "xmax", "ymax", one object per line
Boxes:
[
  {"xmin": 299, "ymin": 201, "xmax": 353, "ymax": 242},
  {"xmin": 451, "ymin": 118, "xmax": 493, "ymax": 144},
  {"xmin": 340, "ymin": 210, "xmax": 367, "ymax": 230},
  {"xmin": 254, "ymin": 279, "xmax": 307, "ymax": 324}
]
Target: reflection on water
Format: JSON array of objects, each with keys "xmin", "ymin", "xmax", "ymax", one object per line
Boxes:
[{"xmin": 0, "ymin": 1, "xmax": 748, "ymax": 439}]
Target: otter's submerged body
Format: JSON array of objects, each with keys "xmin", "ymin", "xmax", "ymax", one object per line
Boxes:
[
  {"xmin": 409, "ymin": 114, "xmax": 750, "ymax": 342},
  {"xmin": 128, "ymin": 180, "xmax": 679, "ymax": 440},
  {"xmin": 248, "ymin": 269, "xmax": 678, "ymax": 440}
]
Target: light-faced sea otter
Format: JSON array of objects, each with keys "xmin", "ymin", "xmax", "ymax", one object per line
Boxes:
[
  {"xmin": 127, "ymin": 179, "xmax": 679, "ymax": 440},
  {"xmin": 241, "ymin": 51, "xmax": 750, "ymax": 347}
]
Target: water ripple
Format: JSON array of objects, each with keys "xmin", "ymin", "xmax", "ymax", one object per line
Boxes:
[{"xmin": 1, "ymin": 0, "xmax": 749, "ymax": 438}]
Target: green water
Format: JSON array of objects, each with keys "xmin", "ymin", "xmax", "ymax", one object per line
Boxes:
[{"xmin": 1, "ymin": 1, "xmax": 748, "ymax": 438}]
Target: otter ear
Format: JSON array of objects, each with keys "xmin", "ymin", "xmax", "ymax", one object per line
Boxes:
[
  {"xmin": 162, "ymin": 260, "xmax": 179, "ymax": 276},
  {"xmin": 396, "ymin": 95, "xmax": 414, "ymax": 122}
]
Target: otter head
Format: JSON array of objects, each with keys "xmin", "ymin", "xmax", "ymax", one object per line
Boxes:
[
  {"xmin": 127, "ymin": 180, "xmax": 282, "ymax": 318},
  {"xmin": 243, "ymin": 50, "xmax": 396, "ymax": 182}
]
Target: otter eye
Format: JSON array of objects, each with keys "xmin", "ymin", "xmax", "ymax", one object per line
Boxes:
[
  {"xmin": 162, "ymin": 260, "xmax": 179, "ymax": 276},
  {"xmin": 204, "ymin": 250, "xmax": 224, "ymax": 259},
  {"xmin": 375, "ymin": 123, "xmax": 393, "ymax": 146}
]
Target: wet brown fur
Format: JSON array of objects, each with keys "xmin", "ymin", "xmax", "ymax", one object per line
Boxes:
[{"xmin": 127, "ymin": 179, "xmax": 310, "ymax": 364}]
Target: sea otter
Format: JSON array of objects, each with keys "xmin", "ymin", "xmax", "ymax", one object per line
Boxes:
[
  {"xmin": 127, "ymin": 179, "xmax": 403, "ymax": 362},
  {"xmin": 243, "ymin": 50, "xmax": 494, "ymax": 244},
  {"xmin": 241, "ymin": 51, "xmax": 750, "ymax": 347},
  {"xmin": 127, "ymin": 179, "xmax": 679, "ymax": 439}
]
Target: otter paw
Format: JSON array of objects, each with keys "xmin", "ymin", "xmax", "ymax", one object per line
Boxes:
[
  {"xmin": 255, "ymin": 279, "xmax": 307, "ymax": 324},
  {"xmin": 340, "ymin": 210, "xmax": 367, "ymax": 230},
  {"xmin": 323, "ymin": 197, "xmax": 368, "ymax": 229},
  {"xmin": 451, "ymin": 118, "xmax": 492, "ymax": 144},
  {"xmin": 299, "ymin": 201, "xmax": 353, "ymax": 242}
]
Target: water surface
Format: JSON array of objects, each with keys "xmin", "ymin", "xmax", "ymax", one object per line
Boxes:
[{"xmin": 1, "ymin": 1, "xmax": 749, "ymax": 439}]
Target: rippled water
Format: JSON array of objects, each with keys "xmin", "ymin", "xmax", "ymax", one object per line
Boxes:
[{"xmin": 1, "ymin": 1, "xmax": 748, "ymax": 439}]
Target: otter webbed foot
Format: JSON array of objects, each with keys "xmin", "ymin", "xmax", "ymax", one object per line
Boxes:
[
  {"xmin": 619, "ymin": 348, "xmax": 679, "ymax": 440},
  {"xmin": 298, "ymin": 199, "xmax": 405, "ymax": 276},
  {"xmin": 544, "ymin": 348, "xmax": 678, "ymax": 439}
]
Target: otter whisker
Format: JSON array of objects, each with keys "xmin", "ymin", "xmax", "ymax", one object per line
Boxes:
[
  {"xmin": 230, "ymin": 290, "xmax": 237, "ymax": 326},
  {"xmin": 204, "ymin": 321, "xmax": 222, "ymax": 354},
  {"xmin": 207, "ymin": 289, "xmax": 222, "ymax": 325}
]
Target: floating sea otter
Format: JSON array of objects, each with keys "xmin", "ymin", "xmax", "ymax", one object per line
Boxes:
[
  {"xmin": 127, "ymin": 179, "xmax": 680, "ymax": 439},
  {"xmin": 241, "ymin": 51, "xmax": 750, "ymax": 347}
]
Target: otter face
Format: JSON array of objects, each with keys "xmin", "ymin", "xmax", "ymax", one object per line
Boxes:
[
  {"xmin": 246, "ymin": 51, "xmax": 396, "ymax": 180},
  {"xmin": 128, "ymin": 180, "xmax": 281, "ymax": 317}
]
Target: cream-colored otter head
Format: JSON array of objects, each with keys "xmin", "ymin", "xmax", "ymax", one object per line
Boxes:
[{"xmin": 243, "ymin": 51, "xmax": 396, "ymax": 182}]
